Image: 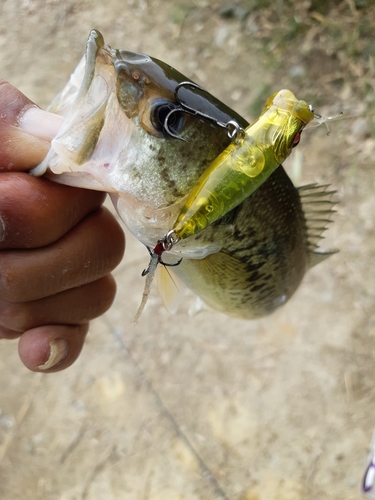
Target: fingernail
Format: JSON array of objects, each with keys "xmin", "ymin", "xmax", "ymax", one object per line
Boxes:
[
  {"xmin": 38, "ymin": 339, "xmax": 68, "ymax": 370},
  {"xmin": 18, "ymin": 107, "xmax": 64, "ymax": 142}
]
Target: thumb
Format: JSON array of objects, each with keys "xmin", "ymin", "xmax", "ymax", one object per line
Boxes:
[{"xmin": 0, "ymin": 79, "xmax": 63, "ymax": 172}]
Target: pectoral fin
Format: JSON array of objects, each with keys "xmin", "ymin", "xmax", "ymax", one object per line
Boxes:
[{"xmin": 157, "ymin": 265, "xmax": 186, "ymax": 314}]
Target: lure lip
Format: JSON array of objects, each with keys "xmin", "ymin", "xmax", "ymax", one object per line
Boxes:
[{"xmin": 271, "ymin": 89, "xmax": 315, "ymax": 126}]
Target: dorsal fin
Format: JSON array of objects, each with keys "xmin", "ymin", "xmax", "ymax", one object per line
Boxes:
[{"xmin": 297, "ymin": 183, "xmax": 338, "ymax": 269}]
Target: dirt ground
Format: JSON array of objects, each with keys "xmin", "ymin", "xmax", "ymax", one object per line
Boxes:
[{"xmin": 1, "ymin": 1, "xmax": 375, "ymax": 499}]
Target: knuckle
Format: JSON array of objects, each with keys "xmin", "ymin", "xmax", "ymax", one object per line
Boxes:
[{"xmin": 0, "ymin": 300, "xmax": 33, "ymax": 332}]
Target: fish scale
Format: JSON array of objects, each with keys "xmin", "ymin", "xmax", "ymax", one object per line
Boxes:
[{"xmin": 172, "ymin": 166, "xmax": 323, "ymax": 319}]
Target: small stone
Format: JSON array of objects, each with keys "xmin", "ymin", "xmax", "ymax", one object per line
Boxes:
[
  {"xmin": 218, "ymin": 5, "xmax": 250, "ymax": 22},
  {"xmin": 350, "ymin": 117, "xmax": 370, "ymax": 138},
  {"xmin": 289, "ymin": 65, "xmax": 306, "ymax": 78}
]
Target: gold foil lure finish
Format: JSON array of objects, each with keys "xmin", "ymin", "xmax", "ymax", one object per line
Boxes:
[{"xmin": 172, "ymin": 90, "xmax": 314, "ymax": 240}]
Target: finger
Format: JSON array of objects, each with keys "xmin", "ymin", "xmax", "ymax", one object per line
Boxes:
[
  {"xmin": 0, "ymin": 79, "xmax": 61, "ymax": 171},
  {"xmin": 0, "ymin": 207, "xmax": 125, "ymax": 302},
  {"xmin": 18, "ymin": 324, "xmax": 89, "ymax": 372},
  {"xmin": 0, "ymin": 325, "xmax": 22, "ymax": 339},
  {"xmin": 0, "ymin": 172, "xmax": 106, "ymax": 249},
  {"xmin": 0, "ymin": 275, "xmax": 117, "ymax": 332},
  {"xmin": 19, "ymin": 106, "xmax": 63, "ymax": 142}
]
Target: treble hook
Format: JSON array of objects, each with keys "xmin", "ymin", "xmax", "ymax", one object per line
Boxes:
[
  {"xmin": 164, "ymin": 81, "xmax": 245, "ymax": 143},
  {"xmin": 141, "ymin": 230, "xmax": 181, "ymax": 276},
  {"xmin": 305, "ymin": 104, "xmax": 343, "ymax": 135}
]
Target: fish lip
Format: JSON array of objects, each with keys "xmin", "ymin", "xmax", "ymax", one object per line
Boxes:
[
  {"xmin": 116, "ymin": 50, "xmax": 152, "ymax": 65},
  {"xmin": 113, "ymin": 55, "xmax": 152, "ymax": 83}
]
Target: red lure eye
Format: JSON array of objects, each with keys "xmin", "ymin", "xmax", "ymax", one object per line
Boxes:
[{"xmin": 292, "ymin": 131, "xmax": 302, "ymax": 148}]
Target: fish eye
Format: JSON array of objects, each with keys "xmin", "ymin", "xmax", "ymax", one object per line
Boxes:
[
  {"xmin": 151, "ymin": 100, "xmax": 185, "ymax": 138},
  {"xmin": 292, "ymin": 130, "xmax": 302, "ymax": 148}
]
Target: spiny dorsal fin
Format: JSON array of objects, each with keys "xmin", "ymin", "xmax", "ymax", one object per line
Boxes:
[{"xmin": 297, "ymin": 183, "xmax": 338, "ymax": 269}]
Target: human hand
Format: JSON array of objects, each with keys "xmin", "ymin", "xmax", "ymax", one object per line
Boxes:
[{"xmin": 0, "ymin": 79, "xmax": 125, "ymax": 372}]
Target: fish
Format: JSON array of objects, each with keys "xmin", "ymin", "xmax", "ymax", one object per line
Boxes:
[{"xmin": 32, "ymin": 29, "xmax": 336, "ymax": 320}]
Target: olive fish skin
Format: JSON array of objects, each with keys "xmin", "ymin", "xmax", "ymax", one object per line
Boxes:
[
  {"xmin": 174, "ymin": 168, "xmax": 335, "ymax": 319},
  {"xmin": 33, "ymin": 30, "xmax": 335, "ymax": 319}
]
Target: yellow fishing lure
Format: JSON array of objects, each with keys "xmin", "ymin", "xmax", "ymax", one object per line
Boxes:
[{"xmin": 172, "ymin": 89, "xmax": 314, "ymax": 240}]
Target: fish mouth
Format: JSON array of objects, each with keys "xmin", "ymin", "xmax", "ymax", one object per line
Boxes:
[{"xmin": 32, "ymin": 30, "xmax": 136, "ymax": 180}]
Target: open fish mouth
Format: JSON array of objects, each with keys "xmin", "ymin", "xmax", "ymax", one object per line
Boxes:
[{"xmin": 33, "ymin": 30, "xmax": 140, "ymax": 192}]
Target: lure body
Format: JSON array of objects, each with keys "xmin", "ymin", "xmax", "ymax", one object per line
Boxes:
[{"xmin": 173, "ymin": 90, "xmax": 314, "ymax": 240}]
